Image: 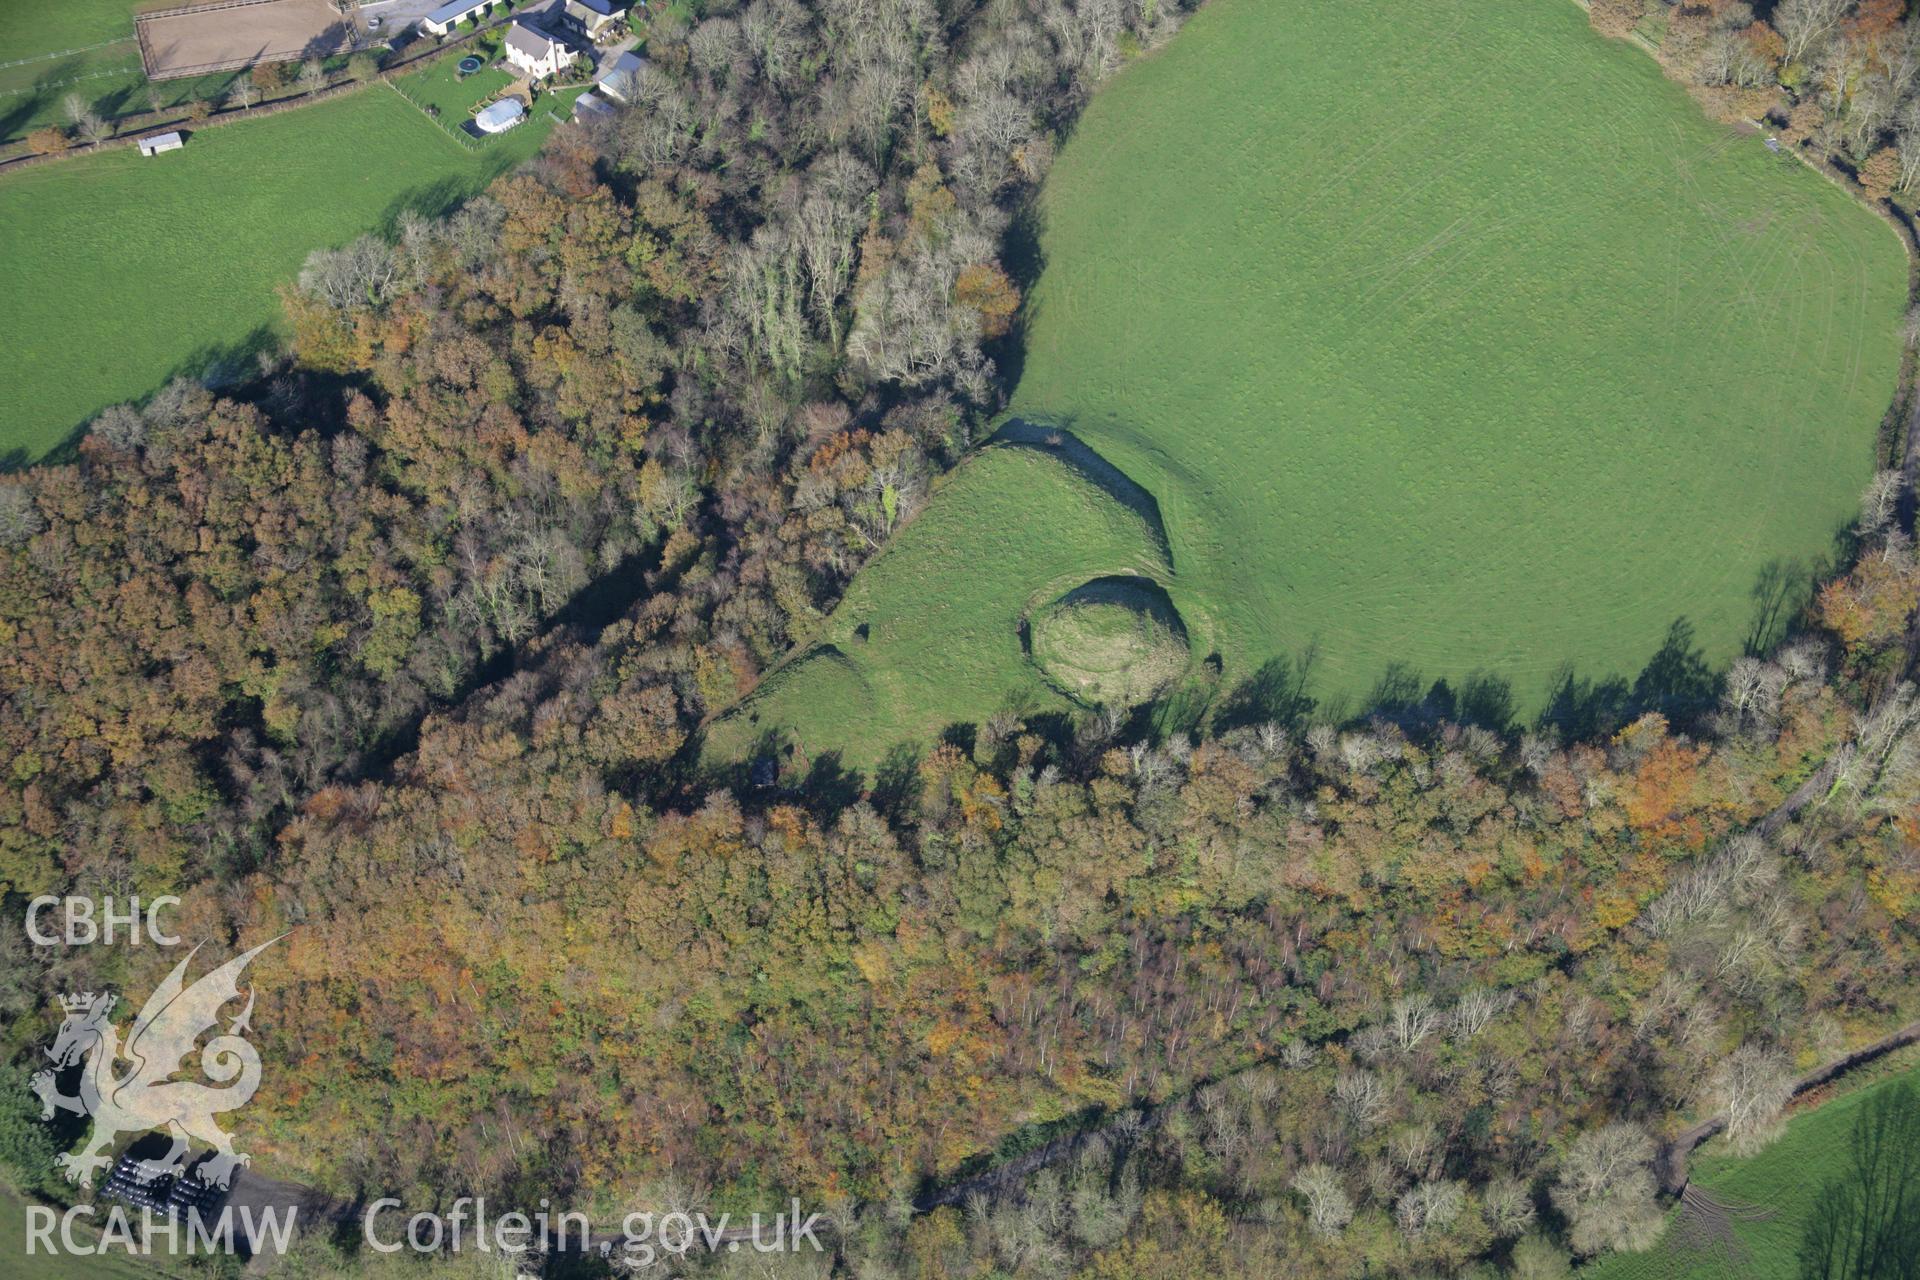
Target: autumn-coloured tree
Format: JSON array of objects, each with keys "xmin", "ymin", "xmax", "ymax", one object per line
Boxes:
[
  {"xmin": 954, "ymin": 261, "xmax": 1021, "ymax": 338},
  {"xmin": 1858, "ymin": 145, "xmax": 1901, "ymax": 197},
  {"xmin": 1589, "ymin": 0, "xmax": 1646, "ymax": 41}
]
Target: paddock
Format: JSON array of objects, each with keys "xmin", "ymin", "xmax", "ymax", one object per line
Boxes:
[{"xmin": 137, "ymin": 0, "xmax": 359, "ymax": 81}]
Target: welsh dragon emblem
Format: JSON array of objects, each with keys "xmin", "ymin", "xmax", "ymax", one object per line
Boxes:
[{"xmin": 31, "ymin": 937, "xmax": 281, "ymax": 1190}]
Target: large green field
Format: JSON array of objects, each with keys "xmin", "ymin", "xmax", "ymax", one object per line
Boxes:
[
  {"xmin": 0, "ymin": 79, "xmax": 568, "ymax": 462},
  {"xmin": 1586, "ymin": 1062, "xmax": 1920, "ymax": 1280},
  {"xmin": 712, "ymin": 0, "xmax": 1907, "ymax": 766}
]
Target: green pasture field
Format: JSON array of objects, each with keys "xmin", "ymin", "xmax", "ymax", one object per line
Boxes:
[
  {"xmin": 0, "ymin": 81, "xmax": 569, "ymax": 462},
  {"xmin": 713, "ymin": 0, "xmax": 1907, "ymax": 767},
  {"xmin": 0, "ymin": 0, "xmax": 142, "ymax": 145},
  {"xmin": 1586, "ymin": 1061, "xmax": 1920, "ymax": 1280},
  {"xmin": 0, "ymin": 0, "xmax": 245, "ymax": 147},
  {"xmin": 0, "ymin": 0, "xmax": 135, "ymax": 62}
]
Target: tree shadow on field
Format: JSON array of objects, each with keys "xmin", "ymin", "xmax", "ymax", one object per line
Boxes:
[
  {"xmin": 1360, "ymin": 665, "xmax": 1517, "ymax": 736},
  {"xmin": 869, "ymin": 742, "xmax": 924, "ymax": 824},
  {"xmin": 797, "ymin": 750, "xmax": 864, "ymax": 820},
  {"xmin": 0, "ymin": 55, "xmax": 89, "ymax": 144},
  {"xmin": 376, "ymin": 174, "xmax": 491, "ymax": 235},
  {"xmin": 989, "ymin": 199, "xmax": 1046, "ymax": 393},
  {"xmin": 1797, "ymin": 1079, "xmax": 1920, "ymax": 1279},
  {"xmin": 1745, "ymin": 556, "xmax": 1818, "ymax": 656},
  {"xmin": 0, "ymin": 92, "xmax": 45, "ymax": 146},
  {"xmin": 1536, "ymin": 617, "xmax": 1720, "ymax": 740},
  {"xmin": 3, "ymin": 324, "xmax": 279, "ymax": 473},
  {"xmin": 1214, "ymin": 644, "xmax": 1320, "ymax": 733},
  {"xmin": 93, "ymin": 80, "xmax": 139, "ymax": 123}
]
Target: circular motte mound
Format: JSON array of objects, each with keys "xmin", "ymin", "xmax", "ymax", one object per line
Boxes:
[{"xmin": 1030, "ymin": 578, "xmax": 1188, "ymax": 706}]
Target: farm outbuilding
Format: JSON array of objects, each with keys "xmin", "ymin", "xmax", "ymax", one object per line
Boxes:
[
  {"xmin": 572, "ymin": 91, "xmax": 615, "ymax": 122},
  {"xmin": 595, "ymin": 49, "xmax": 643, "ymax": 103},
  {"xmin": 420, "ymin": 0, "xmax": 494, "ymax": 36},
  {"xmin": 561, "ymin": 0, "xmax": 628, "ymax": 40},
  {"xmin": 137, "ymin": 131, "xmax": 185, "ymax": 156}
]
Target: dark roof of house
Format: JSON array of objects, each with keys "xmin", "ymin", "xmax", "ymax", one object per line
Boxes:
[
  {"xmin": 571, "ymin": 0, "xmax": 626, "ymax": 15},
  {"xmin": 505, "ymin": 18, "xmax": 564, "ymax": 56}
]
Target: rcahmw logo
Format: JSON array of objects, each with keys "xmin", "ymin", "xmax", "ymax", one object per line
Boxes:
[{"xmin": 32, "ymin": 937, "xmax": 281, "ymax": 1189}]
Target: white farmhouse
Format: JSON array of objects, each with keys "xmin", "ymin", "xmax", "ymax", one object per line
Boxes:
[{"xmin": 503, "ymin": 19, "xmax": 577, "ymax": 80}]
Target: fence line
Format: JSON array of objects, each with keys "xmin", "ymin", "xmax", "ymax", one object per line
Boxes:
[
  {"xmin": 136, "ymin": 0, "xmax": 305, "ymax": 22},
  {"xmin": 0, "ymin": 38, "xmax": 136, "ymax": 72},
  {"xmin": 385, "ymin": 76, "xmax": 483, "ymax": 150},
  {"xmin": 145, "ymin": 50, "xmax": 318, "ymax": 81},
  {"xmin": 0, "ymin": 63, "xmax": 145, "ymax": 100}
]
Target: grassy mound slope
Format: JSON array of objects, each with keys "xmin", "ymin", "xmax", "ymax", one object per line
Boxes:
[
  {"xmin": 1031, "ymin": 577, "xmax": 1189, "ymax": 706},
  {"xmin": 705, "ymin": 441, "xmax": 1174, "ymax": 762},
  {"xmin": 715, "ymin": 0, "xmax": 1907, "ymax": 765}
]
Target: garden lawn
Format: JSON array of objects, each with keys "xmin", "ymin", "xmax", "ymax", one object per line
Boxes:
[
  {"xmin": 392, "ymin": 58, "xmax": 519, "ymax": 141},
  {"xmin": 717, "ymin": 0, "xmax": 1907, "ymax": 766},
  {"xmin": 1585, "ymin": 1063, "xmax": 1920, "ymax": 1280},
  {"xmin": 0, "ymin": 81, "xmax": 564, "ymax": 461}
]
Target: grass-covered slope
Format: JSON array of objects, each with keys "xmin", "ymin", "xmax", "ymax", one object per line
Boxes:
[
  {"xmin": 0, "ymin": 81, "xmax": 567, "ymax": 462},
  {"xmin": 716, "ymin": 0, "xmax": 1907, "ymax": 765},
  {"xmin": 706, "ymin": 439, "xmax": 1177, "ymax": 762}
]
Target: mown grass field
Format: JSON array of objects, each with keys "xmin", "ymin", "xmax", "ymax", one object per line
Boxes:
[
  {"xmin": 715, "ymin": 0, "xmax": 1907, "ymax": 766},
  {"xmin": 1586, "ymin": 1061, "xmax": 1920, "ymax": 1280},
  {"xmin": 0, "ymin": 81, "xmax": 567, "ymax": 462}
]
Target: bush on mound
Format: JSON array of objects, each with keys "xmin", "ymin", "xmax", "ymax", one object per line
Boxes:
[{"xmin": 1030, "ymin": 578, "xmax": 1188, "ymax": 706}]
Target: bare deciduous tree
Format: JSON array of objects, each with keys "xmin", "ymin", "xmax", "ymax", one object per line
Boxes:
[
  {"xmin": 1777, "ymin": 0, "xmax": 1851, "ymax": 64},
  {"xmin": 1708, "ymin": 1043, "xmax": 1795, "ymax": 1156},
  {"xmin": 63, "ymin": 93, "xmax": 109, "ymax": 144},
  {"xmin": 1394, "ymin": 1179, "xmax": 1465, "ymax": 1238},
  {"xmin": 1388, "ymin": 994, "xmax": 1440, "ymax": 1052},
  {"xmin": 1290, "ymin": 1163, "xmax": 1353, "ymax": 1237},
  {"xmin": 1550, "ymin": 1123, "xmax": 1663, "ymax": 1256},
  {"xmin": 1483, "ymin": 1175, "xmax": 1537, "ymax": 1238},
  {"xmin": 1333, "ymin": 1069, "xmax": 1389, "ymax": 1128}
]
